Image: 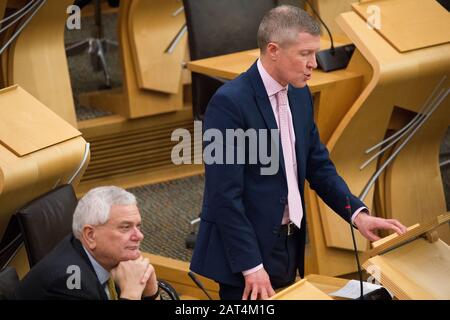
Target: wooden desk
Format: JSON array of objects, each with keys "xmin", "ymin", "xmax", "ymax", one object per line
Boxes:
[
  {"xmin": 142, "ymin": 252, "xmax": 219, "ymax": 300},
  {"xmin": 305, "ymin": 274, "xmax": 350, "ymax": 296}
]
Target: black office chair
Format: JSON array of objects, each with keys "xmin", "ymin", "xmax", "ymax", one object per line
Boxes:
[
  {"xmin": 15, "ymin": 184, "xmax": 78, "ymax": 268},
  {"xmin": 183, "ymin": 0, "xmax": 277, "ymax": 120},
  {"xmin": 66, "ymin": 0, "xmax": 120, "ymax": 88}
]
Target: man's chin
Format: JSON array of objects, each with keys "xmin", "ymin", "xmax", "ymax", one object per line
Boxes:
[
  {"xmin": 290, "ymin": 80, "xmax": 307, "ymax": 88},
  {"xmin": 126, "ymin": 249, "xmax": 141, "ymax": 260}
]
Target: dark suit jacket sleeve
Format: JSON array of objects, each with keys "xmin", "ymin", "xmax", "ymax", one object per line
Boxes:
[
  {"xmin": 203, "ymin": 91, "xmax": 263, "ymax": 273},
  {"xmin": 304, "ymin": 92, "xmax": 365, "ymax": 222},
  {"xmin": 44, "ymin": 276, "xmax": 95, "ymax": 300}
]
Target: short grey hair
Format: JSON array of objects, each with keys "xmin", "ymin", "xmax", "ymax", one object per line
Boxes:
[
  {"xmin": 257, "ymin": 5, "xmax": 320, "ymax": 53},
  {"xmin": 72, "ymin": 186, "xmax": 137, "ymax": 238}
]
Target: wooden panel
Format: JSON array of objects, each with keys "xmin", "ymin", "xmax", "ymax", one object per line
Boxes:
[
  {"xmin": 0, "ymin": 136, "xmax": 88, "ymax": 238},
  {"xmin": 352, "ymin": 0, "xmax": 450, "ymax": 52},
  {"xmin": 270, "ymin": 279, "xmax": 332, "ymax": 300},
  {"xmin": 128, "ymin": 0, "xmax": 186, "ymax": 94},
  {"xmin": 0, "ymin": 86, "xmax": 81, "ymax": 156},
  {"xmin": 76, "ymin": 107, "xmax": 203, "ymax": 194},
  {"xmin": 8, "ymin": 0, "xmax": 77, "ymax": 126},
  {"xmin": 369, "ymin": 213, "xmax": 449, "ymax": 256},
  {"xmin": 142, "ymin": 252, "xmax": 219, "ymax": 300},
  {"xmin": 312, "ymin": 0, "xmax": 354, "ymax": 39},
  {"xmin": 305, "ymin": 274, "xmax": 349, "ymax": 296},
  {"xmin": 364, "ymin": 238, "xmax": 450, "ymax": 300}
]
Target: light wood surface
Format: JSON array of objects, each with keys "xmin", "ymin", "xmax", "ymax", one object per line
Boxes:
[
  {"xmin": 364, "ymin": 238, "xmax": 449, "ymax": 300},
  {"xmin": 128, "ymin": 0, "xmax": 186, "ymax": 94},
  {"xmin": 0, "ymin": 136, "xmax": 88, "ymax": 238},
  {"xmin": 363, "ymin": 213, "xmax": 450, "ymax": 299},
  {"xmin": 311, "ymin": 0, "xmax": 354, "ymax": 40},
  {"xmin": 7, "ymin": 0, "xmax": 77, "ymax": 127},
  {"xmin": 369, "ymin": 213, "xmax": 450, "ymax": 256},
  {"xmin": 0, "ymin": 86, "xmax": 81, "ymax": 156},
  {"xmin": 270, "ymin": 279, "xmax": 332, "ymax": 300},
  {"xmin": 305, "ymin": 274, "xmax": 350, "ymax": 296},
  {"xmin": 0, "ymin": 87, "xmax": 88, "ymax": 240},
  {"xmin": 142, "ymin": 252, "xmax": 219, "ymax": 300},
  {"xmin": 352, "ymin": 0, "xmax": 450, "ymax": 53}
]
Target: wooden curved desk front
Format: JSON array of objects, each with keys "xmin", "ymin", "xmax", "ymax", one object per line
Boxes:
[
  {"xmin": 0, "ymin": 86, "xmax": 89, "ymax": 276},
  {"xmin": 2, "ymin": 0, "xmax": 77, "ymax": 127}
]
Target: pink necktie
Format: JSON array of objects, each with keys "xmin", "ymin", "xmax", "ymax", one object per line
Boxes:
[{"xmin": 276, "ymin": 89, "xmax": 303, "ymax": 228}]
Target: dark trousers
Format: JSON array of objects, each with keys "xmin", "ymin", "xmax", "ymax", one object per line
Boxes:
[{"xmin": 219, "ymin": 226, "xmax": 303, "ymax": 300}]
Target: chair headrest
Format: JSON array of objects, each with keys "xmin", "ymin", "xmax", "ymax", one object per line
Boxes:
[{"xmin": 16, "ymin": 184, "xmax": 78, "ymax": 267}]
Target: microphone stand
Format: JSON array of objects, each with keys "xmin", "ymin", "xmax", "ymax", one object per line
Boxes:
[{"xmin": 345, "ymin": 196, "xmax": 364, "ymax": 300}]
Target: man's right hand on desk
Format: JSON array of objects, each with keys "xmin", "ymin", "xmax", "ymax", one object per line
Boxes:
[{"xmin": 242, "ymin": 268, "xmax": 276, "ymax": 300}]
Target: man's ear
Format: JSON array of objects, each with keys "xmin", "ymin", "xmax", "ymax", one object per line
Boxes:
[
  {"xmin": 81, "ymin": 225, "xmax": 96, "ymax": 250},
  {"xmin": 266, "ymin": 42, "xmax": 279, "ymax": 61}
]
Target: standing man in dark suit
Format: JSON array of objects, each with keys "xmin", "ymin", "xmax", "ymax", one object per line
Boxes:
[
  {"xmin": 15, "ymin": 186, "xmax": 160, "ymax": 300},
  {"xmin": 190, "ymin": 5, "xmax": 407, "ymax": 300}
]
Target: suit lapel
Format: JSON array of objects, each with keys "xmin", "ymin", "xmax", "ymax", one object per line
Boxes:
[
  {"xmin": 247, "ymin": 62, "xmax": 286, "ymax": 178},
  {"xmin": 71, "ymin": 235, "xmax": 109, "ymax": 300}
]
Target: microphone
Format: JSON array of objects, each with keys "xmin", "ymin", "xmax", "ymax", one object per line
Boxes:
[
  {"xmin": 188, "ymin": 271, "xmax": 213, "ymax": 300},
  {"xmin": 304, "ymin": 0, "xmax": 356, "ymax": 72},
  {"xmin": 345, "ymin": 196, "xmax": 364, "ymax": 300}
]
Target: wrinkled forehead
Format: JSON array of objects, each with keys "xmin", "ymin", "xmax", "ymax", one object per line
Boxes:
[{"xmin": 108, "ymin": 204, "xmax": 142, "ymax": 223}]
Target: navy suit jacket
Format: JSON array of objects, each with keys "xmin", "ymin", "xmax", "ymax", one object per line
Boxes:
[
  {"xmin": 15, "ymin": 234, "xmax": 108, "ymax": 300},
  {"xmin": 190, "ymin": 62, "xmax": 365, "ymax": 287}
]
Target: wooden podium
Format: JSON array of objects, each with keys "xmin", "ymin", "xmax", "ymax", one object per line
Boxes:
[
  {"xmin": 0, "ymin": 85, "xmax": 89, "ymax": 276},
  {"xmin": 363, "ymin": 213, "xmax": 450, "ymax": 300},
  {"xmin": 270, "ymin": 278, "xmax": 333, "ymax": 300}
]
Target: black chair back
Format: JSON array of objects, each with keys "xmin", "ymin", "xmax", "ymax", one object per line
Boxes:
[
  {"xmin": 0, "ymin": 267, "xmax": 19, "ymax": 300},
  {"xmin": 183, "ymin": 0, "xmax": 277, "ymax": 119},
  {"xmin": 16, "ymin": 185, "xmax": 78, "ymax": 268}
]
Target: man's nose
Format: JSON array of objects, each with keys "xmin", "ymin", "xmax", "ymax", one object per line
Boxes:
[
  {"xmin": 132, "ymin": 227, "xmax": 144, "ymax": 241},
  {"xmin": 309, "ymin": 54, "xmax": 318, "ymax": 69}
]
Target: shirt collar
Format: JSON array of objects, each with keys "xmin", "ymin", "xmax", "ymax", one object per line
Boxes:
[
  {"xmin": 82, "ymin": 245, "xmax": 110, "ymax": 285},
  {"xmin": 257, "ymin": 59, "xmax": 288, "ymax": 97}
]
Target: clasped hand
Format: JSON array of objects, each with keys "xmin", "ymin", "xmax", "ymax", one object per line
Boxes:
[{"xmin": 111, "ymin": 255, "xmax": 158, "ymax": 300}]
